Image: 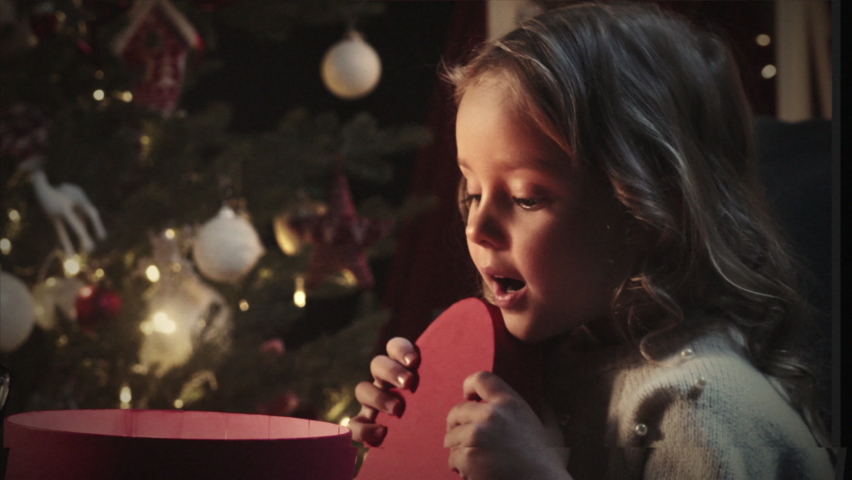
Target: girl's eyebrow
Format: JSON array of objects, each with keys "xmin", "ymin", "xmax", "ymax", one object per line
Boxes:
[{"xmin": 457, "ymin": 156, "xmax": 564, "ymax": 174}]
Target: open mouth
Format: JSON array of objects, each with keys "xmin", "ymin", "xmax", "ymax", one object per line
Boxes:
[{"xmin": 493, "ymin": 275, "xmax": 526, "ymax": 294}]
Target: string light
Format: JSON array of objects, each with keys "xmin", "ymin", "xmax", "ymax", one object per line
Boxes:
[
  {"xmin": 146, "ymin": 265, "xmax": 161, "ymax": 282},
  {"xmin": 46, "ymin": 277, "xmax": 57, "ymax": 287},
  {"xmin": 121, "ymin": 91, "xmax": 133, "ymax": 102},
  {"xmin": 164, "ymin": 228, "xmax": 175, "ymax": 239},
  {"xmin": 174, "ymin": 399, "xmax": 184, "ymax": 408},
  {"xmin": 95, "ymin": 268, "xmax": 105, "ymax": 279},
  {"xmin": 0, "ymin": 238, "xmax": 11, "ymax": 255},
  {"xmin": 239, "ymin": 300, "xmax": 249, "ymax": 311},
  {"xmin": 93, "ymin": 89, "xmax": 105, "ymax": 101},
  {"xmin": 8, "ymin": 209, "xmax": 20, "ymax": 222},
  {"xmin": 340, "ymin": 269, "xmax": 358, "ymax": 286},
  {"xmin": 64, "ymin": 256, "xmax": 81, "ymax": 276},
  {"xmin": 140, "ymin": 322, "xmax": 153, "ymax": 335},
  {"xmin": 152, "ymin": 312, "xmax": 177, "ymax": 334},
  {"xmin": 170, "ymin": 263, "xmax": 182, "ymax": 273},
  {"xmin": 56, "ymin": 335, "xmax": 69, "ymax": 347},
  {"xmin": 120, "ymin": 384, "xmax": 132, "ymax": 408},
  {"xmin": 756, "ymin": 34, "xmax": 771, "ymax": 46},
  {"xmin": 339, "ymin": 417, "xmax": 351, "ymax": 427},
  {"xmin": 761, "ymin": 64, "xmax": 777, "ymax": 79},
  {"xmin": 294, "ymin": 276, "xmax": 306, "ymax": 308}
]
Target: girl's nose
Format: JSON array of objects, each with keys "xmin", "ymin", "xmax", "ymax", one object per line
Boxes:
[{"xmin": 465, "ymin": 200, "xmax": 508, "ymax": 250}]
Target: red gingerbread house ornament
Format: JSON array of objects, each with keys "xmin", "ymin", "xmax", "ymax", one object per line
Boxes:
[{"xmin": 111, "ymin": 0, "xmax": 202, "ymax": 114}]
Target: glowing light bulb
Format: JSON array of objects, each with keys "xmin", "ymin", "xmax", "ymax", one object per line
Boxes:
[
  {"xmin": 93, "ymin": 89, "xmax": 105, "ymax": 101},
  {"xmin": 756, "ymin": 34, "xmax": 771, "ymax": 46},
  {"xmin": 239, "ymin": 300, "xmax": 249, "ymax": 311},
  {"xmin": 140, "ymin": 321, "xmax": 154, "ymax": 335},
  {"xmin": 340, "ymin": 417, "xmax": 351, "ymax": 427},
  {"xmin": 146, "ymin": 265, "xmax": 161, "ymax": 282},
  {"xmin": 64, "ymin": 256, "xmax": 81, "ymax": 276},
  {"xmin": 120, "ymin": 385, "xmax": 132, "ymax": 404},
  {"xmin": 8, "ymin": 209, "xmax": 20, "ymax": 222},
  {"xmin": 164, "ymin": 228, "xmax": 175, "ymax": 239},
  {"xmin": 761, "ymin": 64, "xmax": 777, "ymax": 79},
  {"xmin": 78, "ymin": 285, "xmax": 94, "ymax": 298},
  {"xmin": 121, "ymin": 91, "xmax": 133, "ymax": 102},
  {"xmin": 294, "ymin": 276, "xmax": 306, "ymax": 308},
  {"xmin": 0, "ymin": 238, "xmax": 11, "ymax": 255},
  {"xmin": 95, "ymin": 268, "xmax": 105, "ymax": 279},
  {"xmin": 152, "ymin": 312, "xmax": 177, "ymax": 334},
  {"xmin": 46, "ymin": 277, "xmax": 57, "ymax": 287},
  {"xmin": 174, "ymin": 399, "xmax": 184, "ymax": 409}
]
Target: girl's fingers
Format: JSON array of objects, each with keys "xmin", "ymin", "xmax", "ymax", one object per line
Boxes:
[
  {"xmin": 444, "ymin": 421, "xmax": 489, "ymax": 448},
  {"xmin": 446, "ymin": 400, "xmax": 492, "ymax": 431},
  {"xmin": 386, "ymin": 337, "xmax": 420, "ymax": 369},
  {"xmin": 447, "ymin": 446, "xmax": 483, "ymax": 478},
  {"xmin": 348, "ymin": 413, "xmax": 388, "ymax": 447},
  {"xmin": 462, "ymin": 370, "xmax": 517, "ymax": 403},
  {"xmin": 370, "ymin": 355, "xmax": 415, "ymax": 390},
  {"xmin": 355, "ymin": 381, "xmax": 404, "ymax": 417}
]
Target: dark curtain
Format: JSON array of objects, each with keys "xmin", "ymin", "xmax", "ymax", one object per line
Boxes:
[{"xmin": 379, "ymin": 2, "xmax": 486, "ymax": 346}]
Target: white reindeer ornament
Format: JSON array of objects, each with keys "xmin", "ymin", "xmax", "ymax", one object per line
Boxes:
[{"xmin": 17, "ymin": 158, "xmax": 106, "ymax": 257}]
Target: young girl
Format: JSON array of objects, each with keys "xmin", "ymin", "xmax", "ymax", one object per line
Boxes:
[{"xmin": 350, "ymin": 2, "xmax": 835, "ymax": 479}]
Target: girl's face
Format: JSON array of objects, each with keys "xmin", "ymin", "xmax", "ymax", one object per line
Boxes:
[{"xmin": 456, "ymin": 80, "xmax": 637, "ymax": 343}]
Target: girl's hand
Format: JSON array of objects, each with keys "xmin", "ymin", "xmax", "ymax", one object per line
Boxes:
[
  {"xmin": 445, "ymin": 371, "xmax": 571, "ymax": 480},
  {"xmin": 349, "ymin": 337, "xmax": 420, "ymax": 447}
]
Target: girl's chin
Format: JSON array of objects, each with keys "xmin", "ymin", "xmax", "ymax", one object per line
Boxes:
[{"xmin": 501, "ymin": 312, "xmax": 552, "ymax": 344}]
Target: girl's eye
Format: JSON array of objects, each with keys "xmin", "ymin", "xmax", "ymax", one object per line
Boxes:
[
  {"xmin": 513, "ymin": 197, "xmax": 545, "ymax": 210},
  {"xmin": 461, "ymin": 194, "xmax": 481, "ymax": 206}
]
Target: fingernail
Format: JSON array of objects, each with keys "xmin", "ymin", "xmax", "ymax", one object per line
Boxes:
[
  {"xmin": 369, "ymin": 426, "xmax": 386, "ymax": 445},
  {"xmin": 385, "ymin": 400, "xmax": 400, "ymax": 416},
  {"xmin": 403, "ymin": 354, "xmax": 416, "ymax": 366},
  {"xmin": 397, "ymin": 374, "xmax": 408, "ymax": 388}
]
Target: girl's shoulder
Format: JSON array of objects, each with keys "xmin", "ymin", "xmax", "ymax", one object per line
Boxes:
[
  {"xmin": 548, "ymin": 316, "xmax": 835, "ymax": 479},
  {"xmin": 610, "ymin": 322, "xmax": 802, "ymax": 442},
  {"xmin": 607, "ymin": 322, "xmax": 834, "ymax": 478}
]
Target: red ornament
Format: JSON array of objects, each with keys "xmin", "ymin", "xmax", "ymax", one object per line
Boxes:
[
  {"xmin": 260, "ymin": 338, "xmax": 285, "ymax": 356},
  {"xmin": 110, "ymin": 0, "xmax": 202, "ymax": 114},
  {"xmin": 75, "ymin": 284, "xmax": 122, "ymax": 332},
  {"xmin": 288, "ymin": 169, "xmax": 393, "ymax": 290},
  {"xmin": 256, "ymin": 391, "xmax": 300, "ymax": 417},
  {"xmin": 0, "ymin": 104, "xmax": 51, "ymax": 162},
  {"xmin": 28, "ymin": 2, "xmax": 63, "ymax": 42}
]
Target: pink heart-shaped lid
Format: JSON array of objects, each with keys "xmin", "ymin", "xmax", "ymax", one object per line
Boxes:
[{"xmin": 357, "ymin": 297, "xmax": 543, "ymax": 479}]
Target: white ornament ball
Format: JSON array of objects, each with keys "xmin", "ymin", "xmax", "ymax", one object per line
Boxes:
[
  {"xmin": 193, "ymin": 206, "xmax": 265, "ymax": 284},
  {"xmin": 321, "ymin": 30, "xmax": 382, "ymax": 100},
  {"xmin": 0, "ymin": 271, "xmax": 36, "ymax": 352},
  {"xmin": 31, "ymin": 276, "xmax": 85, "ymax": 330},
  {"xmin": 139, "ymin": 279, "xmax": 231, "ymax": 376}
]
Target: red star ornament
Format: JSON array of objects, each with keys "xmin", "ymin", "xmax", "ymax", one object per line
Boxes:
[{"xmin": 289, "ymin": 170, "xmax": 393, "ymax": 290}]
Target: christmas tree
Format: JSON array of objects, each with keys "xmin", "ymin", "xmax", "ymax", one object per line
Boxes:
[{"xmin": 0, "ymin": 0, "xmax": 435, "ymax": 455}]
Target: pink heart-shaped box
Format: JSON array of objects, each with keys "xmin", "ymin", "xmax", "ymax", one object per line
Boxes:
[{"xmin": 3, "ymin": 409, "xmax": 355, "ymax": 480}]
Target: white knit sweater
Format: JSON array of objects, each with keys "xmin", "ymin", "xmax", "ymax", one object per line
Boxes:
[{"xmin": 543, "ymin": 321, "xmax": 835, "ymax": 479}]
